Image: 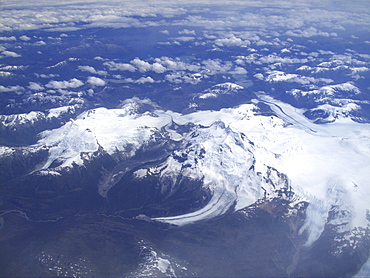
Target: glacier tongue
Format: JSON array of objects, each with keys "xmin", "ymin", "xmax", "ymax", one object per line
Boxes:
[
  {"xmin": 30, "ymin": 96, "xmax": 370, "ymax": 246},
  {"xmin": 154, "ymin": 121, "xmax": 262, "ymax": 225},
  {"xmin": 155, "ymin": 95, "xmax": 370, "ymax": 246}
]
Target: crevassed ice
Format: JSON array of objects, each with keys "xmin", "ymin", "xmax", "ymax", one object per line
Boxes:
[{"xmin": 35, "ymin": 96, "xmax": 370, "ymax": 246}]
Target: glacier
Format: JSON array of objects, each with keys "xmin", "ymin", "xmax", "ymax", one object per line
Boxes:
[{"xmin": 11, "ymin": 91, "xmax": 370, "ymax": 247}]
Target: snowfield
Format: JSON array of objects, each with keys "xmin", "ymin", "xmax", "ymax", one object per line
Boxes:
[{"xmin": 27, "ymin": 92, "xmax": 370, "ymax": 247}]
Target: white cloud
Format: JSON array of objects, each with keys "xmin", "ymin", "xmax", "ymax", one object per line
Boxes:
[
  {"xmin": 202, "ymin": 59, "xmax": 232, "ymax": 74},
  {"xmin": 160, "ymin": 30, "xmax": 170, "ymax": 35},
  {"xmin": 19, "ymin": 35, "xmax": 31, "ymax": 41},
  {"xmin": 35, "ymin": 40, "xmax": 46, "ymax": 46},
  {"xmin": 154, "ymin": 57, "xmax": 200, "ymax": 72},
  {"xmin": 103, "ymin": 61, "xmax": 136, "ymax": 72},
  {"xmin": 28, "ymin": 82, "xmax": 44, "ymax": 90},
  {"xmin": 173, "ymin": 36, "xmax": 196, "ymax": 42},
  {"xmin": 165, "ymin": 71, "xmax": 204, "ymax": 84},
  {"xmin": 46, "ymin": 78, "xmax": 84, "ymax": 89},
  {"xmin": 1, "ymin": 0, "xmax": 369, "ymax": 34},
  {"xmin": 254, "ymin": 73, "xmax": 264, "ymax": 80},
  {"xmin": 135, "ymin": 76, "xmax": 155, "ymax": 84},
  {"xmin": 130, "ymin": 58, "xmax": 167, "ymax": 73},
  {"xmin": 259, "ymin": 54, "xmax": 308, "ymax": 64},
  {"xmin": 87, "ymin": 76, "xmax": 106, "ymax": 86},
  {"xmin": 265, "ymin": 70, "xmax": 333, "ymax": 85},
  {"xmin": 0, "ymin": 85, "xmax": 24, "ymax": 92},
  {"xmin": 122, "ymin": 76, "xmax": 156, "ymax": 84},
  {"xmin": 230, "ymin": 67, "xmax": 248, "ymax": 75},
  {"xmin": 215, "ymin": 35, "xmax": 249, "ymax": 47},
  {"xmin": 236, "ymin": 53, "xmax": 308, "ymax": 65},
  {"xmin": 318, "ymin": 50, "xmax": 334, "ymax": 55},
  {"xmin": 165, "ymin": 72, "xmax": 186, "ymax": 83},
  {"xmin": 36, "ymin": 73, "xmax": 59, "ymax": 78},
  {"xmin": 179, "ymin": 29, "xmax": 196, "ymax": 35},
  {"xmin": 1, "ymin": 51, "xmax": 21, "ymax": 58},
  {"xmin": 0, "ymin": 36, "xmax": 17, "ymax": 41},
  {"xmin": 130, "ymin": 58, "xmax": 152, "ymax": 72},
  {"xmin": 285, "ymin": 27, "xmax": 337, "ymax": 38},
  {"xmin": 78, "ymin": 65, "xmax": 107, "ymax": 75},
  {"xmin": 151, "ymin": 62, "xmax": 167, "ymax": 73}
]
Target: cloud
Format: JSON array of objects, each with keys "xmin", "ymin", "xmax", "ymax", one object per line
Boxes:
[
  {"xmin": 130, "ymin": 58, "xmax": 151, "ymax": 72},
  {"xmin": 78, "ymin": 65, "xmax": 107, "ymax": 75},
  {"xmin": 151, "ymin": 62, "xmax": 167, "ymax": 73},
  {"xmin": 154, "ymin": 57, "xmax": 200, "ymax": 72},
  {"xmin": 259, "ymin": 54, "xmax": 308, "ymax": 64},
  {"xmin": 19, "ymin": 35, "xmax": 31, "ymax": 41},
  {"xmin": 36, "ymin": 73, "xmax": 59, "ymax": 78},
  {"xmin": 215, "ymin": 35, "xmax": 250, "ymax": 47},
  {"xmin": 236, "ymin": 53, "xmax": 308, "ymax": 65},
  {"xmin": 230, "ymin": 67, "xmax": 248, "ymax": 74},
  {"xmin": 0, "ymin": 85, "xmax": 24, "ymax": 92},
  {"xmin": 1, "ymin": 51, "xmax": 21, "ymax": 58},
  {"xmin": 87, "ymin": 76, "xmax": 106, "ymax": 86},
  {"xmin": 173, "ymin": 36, "xmax": 196, "ymax": 42},
  {"xmin": 165, "ymin": 71, "xmax": 204, "ymax": 84},
  {"xmin": 202, "ymin": 59, "xmax": 232, "ymax": 74},
  {"xmin": 0, "ymin": 36, "xmax": 17, "ymax": 41},
  {"xmin": 122, "ymin": 76, "xmax": 156, "ymax": 84},
  {"xmin": 285, "ymin": 27, "xmax": 337, "ymax": 37},
  {"xmin": 34, "ymin": 40, "xmax": 46, "ymax": 46},
  {"xmin": 103, "ymin": 61, "xmax": 136, "ymax": 72},
  {"xmin": 1, "ymin": 0, "xmax": 369, "ymax": 34},
  {"xmin": 45, "ymin": 78, "xmax": 84, "ymax": 89},
  {"xmin": 254, "ymin": 73, "xmax": 264, "ymax": 80},
  {"xmin": 28, "ymin": 82, "xmax": 44, "ymax": 90},
  {"xmin": 179, "ymin": 29, "xmax": 196, "ymax": 35},
  {"xmin": 160, "ymin": 30, "xmax": 170, "ymax": 35},
  {"xmin": 130, "ymin": 58, "xmax": 167, "ymax": 73},
  {"xmin": 135, "ymin": 76, "xmax": 156, "ymax": 84},
  {"xmin": 265, "ymin": 70, "xmax": 333, "ymax": 85}
]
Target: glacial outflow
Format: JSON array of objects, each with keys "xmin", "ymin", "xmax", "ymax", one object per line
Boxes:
[{"xmin": 4, "ymin": 88, "xmax": 369, "ymax": 247}]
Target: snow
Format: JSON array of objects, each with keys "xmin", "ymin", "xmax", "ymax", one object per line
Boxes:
[
  {"xmin": 31, "ymin": 96, "xmax": 370, "ymax": 246},
  {"xmin": 0, "ymin": 105, "xmax": 79, "ymax": 128},
  {"xmin": 47, "ymin": 105, "xmax": 78, "ymax": 119},
  {"xmin": 38, "ymin": 102, "xmax": 173, "ymax": 168},
  {"xmin": 131, "ymin": 240, "xmax": 180, "ymax": 277},
  {"xmin": 309, "ymin": 102, "xmax": 361, "ymax": 122},
  {"xmin": 155, "ymin": 121, "xmax": 261, "ymax": 225},
  {"xmin": 265, "ymin": 70, "xmax": 299, "ymax": 82},
  {"xmin": 0, "ymin": 146, "xmax": 14, "ymax": 156},
  {"xmin": 198, "ymin": 82, "xmax": 244, "ymax": 99},
  {"xmin": 133, "ymin": 169, "xmax": 148, "ymax": 179},
  {"xmin": 159, "ymin": 94, "xmax": 369, "ymax": 246},
  {"xmin": 0, "ymin": 111, "xmax": 44, "ymax": 127},
  {"xmin": 157, "ymin": 257, "xmax": 172, "ymax": 273},
  {"xmin": 289, "ymin": 82, "xmax": 362, "ymax": 98}
]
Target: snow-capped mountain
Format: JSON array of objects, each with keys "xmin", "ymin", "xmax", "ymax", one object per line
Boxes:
[
  {"xmin": 190, "ymin": 82, "xmax": 256, "ymax": 111},
  {"xmin": 1, "ymin": 95, "xmax": 368, "ymax": 253},
  {"xmin": 1, "ymin": 0, "xmax": 370, "ymax": 276},
  {"xmin": 0, "ymin": 104, "xmax": 82, "ymax": 146},
  {"xmin": 196, "ymin": 82, "xmax": 244, "ymax": 99}
]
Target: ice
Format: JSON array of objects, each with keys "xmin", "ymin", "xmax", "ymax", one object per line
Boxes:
[
  {"xmin": 163, "ymin": 94, "xmax": 370, "ymax": 244},
  {"xmin": 33, "ymin": 96, "xmax": 370, "ymax": 245},
  {"xmin": 38, "ymin": 102, "xmax": 173, "ymax": 168},
  {"xmin": 353, "ymin": 255, "xmax": 370, "ymax": 277}
]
